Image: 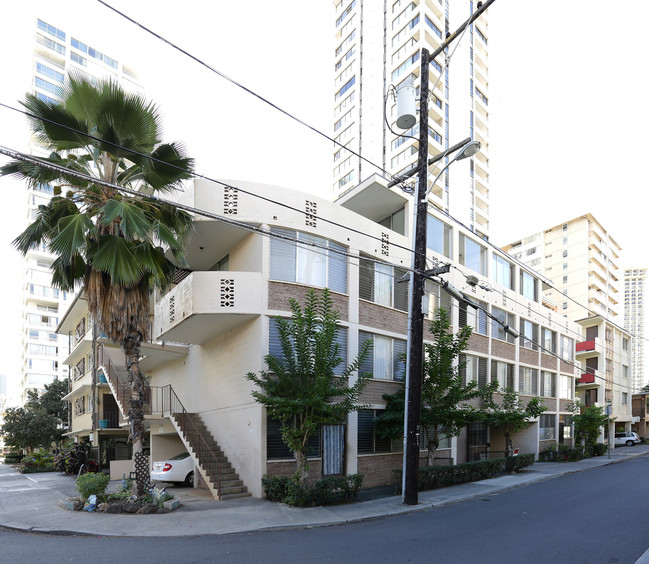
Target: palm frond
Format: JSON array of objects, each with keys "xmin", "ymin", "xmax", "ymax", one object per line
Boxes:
[
  {"xmin": 100, "ymin": 199, "xmax": 151, "ymax": 240},
  {"xmin": 49, "ymin": 213, "xmax": 95, "ymax": 258},
  {"xmin": 89, "ymin": 235, "xmax": 143, "ymax": 286}
]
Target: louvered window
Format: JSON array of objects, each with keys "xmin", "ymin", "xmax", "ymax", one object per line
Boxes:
[
  {"xmin": 519, "ymin": 367, "xmax": 538, "ymax": 395},
  {"xmin": 491, "ymin": 360, "xmax": 514, "ymax": 390},
  {"xmin": 459, "ymin": 299, "xmax": 488, "ymax": 335},
  {"xmin": 491, "ymin": 306, "xmax": 516, "ymax": 343},
  {"xmin": 459, "ymin": 354, "xmax": 488, "ymax": 388},
  {"xmin": 540, "ymin": 371, "xmax": 556, "ymax": 397},
  {"xmin": 359, "ymin": 332, "xmax": 406, "ymax": 381},
  {"xmin": 266, "ymin": 416, "xmax": 321, "ymax": 460},
  {"xmin": 519, "ymin": 319, "xmax": 539, "ymax": 350},
  {"xmin": 357, "ymin": 409, "xmax": 392, "ymax": 454},
  {"xmin": 359, "ymin": 256, "xmax": 408, "ymax": 311},
  {"xmin": 270, "ymin": 228, "xmax": 347, "ymax": 293}
]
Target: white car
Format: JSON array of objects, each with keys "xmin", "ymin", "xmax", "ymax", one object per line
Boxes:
[
  {"xmin": 614, "ymin": 432, "xmax": 641, "ymax": 447},
  {"xmin": 151, "ymin": 452, "xmax": 194, "ymax": 486}
]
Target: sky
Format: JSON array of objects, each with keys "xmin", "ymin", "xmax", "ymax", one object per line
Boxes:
[{"xmin": 0, "ymin": 1, "xmax": 647, "ymax": 394}]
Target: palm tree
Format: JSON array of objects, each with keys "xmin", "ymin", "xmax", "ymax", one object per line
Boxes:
[{"xmin": 1, "ymin": 76, "xmax": 194, "ymax": 494}]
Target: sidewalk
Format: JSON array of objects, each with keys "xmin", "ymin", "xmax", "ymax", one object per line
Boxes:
[{"xmin": 1, "ymin": 445, "xmax": 648, "ymax": 537}]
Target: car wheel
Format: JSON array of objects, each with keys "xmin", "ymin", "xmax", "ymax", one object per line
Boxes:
[
  {"xmin": 184, "ymin": 471, "xmax": 194, "ymax": 487},
  {"xmin": 626, "ymin": 440, "xmax": 635, "ymax": 447}
]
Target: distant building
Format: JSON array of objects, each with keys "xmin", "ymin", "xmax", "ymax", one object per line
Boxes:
[
  {"xmin": 624, "ymin": 268, "xmax": 647, "ymax": 391},
  {"xmin": 18, "ymin": 18, "xmax": 140, "ymax": 401},
  {"xmin": 332, "ymin": 1, "xmax": 491, "ymax": 238}
]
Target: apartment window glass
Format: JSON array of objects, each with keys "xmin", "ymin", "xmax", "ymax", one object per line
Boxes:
[
  {"xmin": 622, "ymin": 338, "xmax": 629, "ymax": 351},
  {"xmin": 622, "ymin": 392, "xmax": 628, "ymax": 405},
  {"xmin": 427, "ymin": 215, "xmax": 452, "ymax": 258},
  {"xmin": 359, "ymin": 257, "xmax": 408, "ymax": 312},
  {"xmin": 520, "ymin": 271, "xmax": 537, "ymax": 300},
  {"xmin": 540, "ymin": 371, "xmax": 556, "ymax": 397},
  {"xmin": 359, "ymin": 332, "xmax": 406, "ymax": 381},
  {"xmin": 562, "ymin": 250, "xmax": 568, "ymax": 258},
  {"xmin": 539, "ymin": 414, "xmax": 556, "ymax": 440},
  {"xmin": 558, "ymin": 375, "xmax": 573, "ymax": 399},
  {"xmin": 493, "ymin": 254, "xmax": 514, "ymax": 289},
  {"xmin": 519, "ymin": 367, "xmax": 538, "ymax": 395},
  {"xmin": 519, "ymin": 319, "xmax": 539, "ymax": 350},
  {"xmin": 491, "ymin": 360, "xmax": 514, "ymax": 390},
  {"xmin": 459, "ymin": 299, "xmax": 488, "ymax": 336},
  {"xmin": 459, "ymin": 234, "xmax": 487, "ymax": 275},
  {"xmin": 491, "ymin": 306, "xmax": 515, "ymax": 343},
  {"xmin": 541, "ymin": 328, "xmax": 557, "ymax": 354},
  {"xmin": 270, "ymin": 228, "xmax": 347, "ymax": 293},
  {"xmin": 460, "ymin": 354, "xmax": 488, "ymax": 388},
  {"xmin": 358, "ymin": 410, "xmax": 394, "ymax": 454},
  {"xmin": 560, "ymin": 336, "xmax": 574, "ymax": 361},
  {"xmin": 267, "ymin": 416, "xmax": 320, "ymax": 460}
]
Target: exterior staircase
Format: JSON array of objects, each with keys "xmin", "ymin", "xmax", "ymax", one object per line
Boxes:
[{"xmin": 96, "ymin": 343, "xmax": 250, "ymax": 500}]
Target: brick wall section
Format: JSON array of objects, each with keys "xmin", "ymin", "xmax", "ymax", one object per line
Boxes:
[
  {"xmin": 361, "ymin": 380, "xmax": 403, "ymax": 404},
  {"xmin": 519, "ymin": 347, "xmax": 539, "ymax": 366},
  {"xmin": 560, "ymin": 399, "xmax": 573, "ymax": 412},
  {"xmin": 560, "ymin": 360, "xmax": 576, "ymax": 375},
  {"xmin": 492, "ymin": 340, "xmax": 516, "ymax": 360},
  {"xmin": 357, "ymin": 453, "xmax": 433, "ymax": 488},
  {"xmin": 267, "ymin": 459, "xmax": 323, "ymax": 480},
  {"xmin": 467, "ymin": 333, "xmax": 489, "ymax": 354},
  {"xmin": 268, "ymin": 282, "xmax": 349, "ymax": 321},
  {"xmin": 540, "ymin": 397, "xmax": 555, "ymax": 410},
  {"xmin": 359, "ymin": 301, "xmax": 407, "ymax": 335},
  {"xmin": 541, "ymin": 353, "xmax": 557, "ymax": 370}
]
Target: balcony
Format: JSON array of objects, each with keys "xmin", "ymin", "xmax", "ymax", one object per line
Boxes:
[
  {"xmin": 576, "ymin": 337, "xmax": 604, "ymax": 358},
  {"xmin": 153, "ymin": 271, "xmax": 262, "ymax": 345},
  {"xmin": 577, "ymin": 372, "xmax": 595, "ymax": 384}
]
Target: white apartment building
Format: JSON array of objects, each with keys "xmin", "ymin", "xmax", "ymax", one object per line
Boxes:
[
  {"xmin": 625, "ymin": 268, "xmax": 647, "ymax": 391},
  {"xmin": 332, "ymin": 0, "xmax": 490, "ymax": 239},
  {"xmin": 67, "ymin": 175, "xmax": 578, "ymax": 499},
  {"xmin": 17, "ymin": 18, "xmax": 141, "ymax": 401},
  {"xmin": 502, "ymin": 214, "xmax": 622, "ymax": 322}
]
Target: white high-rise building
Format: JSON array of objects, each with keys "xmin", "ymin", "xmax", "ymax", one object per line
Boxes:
[
  {"xmin": 625, "ymin": 268, "xmax": 647, "ymax": 391},
  {"xmin": 332, "ymin": 0, "xmax": 490, "ymax": 239},
  {"xmin": 17, "ymin": 18, "xmax": 140, "ymax": 401}
]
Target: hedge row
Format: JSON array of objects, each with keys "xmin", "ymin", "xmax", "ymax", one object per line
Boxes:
[
  {"xmin": 262, "ymin": 474, "xmax": 364, "ymax": 507},
  {"xmin": 392, "ymin": 454, "xmax": 535, "ymax": 492}
]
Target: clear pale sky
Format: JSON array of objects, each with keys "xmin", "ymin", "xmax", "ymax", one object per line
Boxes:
[{"xmin": 0, "ymin": 1, "xmax": 647, "ymax": 396}]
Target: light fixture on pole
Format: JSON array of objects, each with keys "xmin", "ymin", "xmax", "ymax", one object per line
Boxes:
[{"xmin": 423, "ymin": 141, "xmax": 481, "ymax": 202}]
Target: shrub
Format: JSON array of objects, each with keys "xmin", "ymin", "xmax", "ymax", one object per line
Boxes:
[
  {"xmin": 20, "ymin": 464, "xmax": 55, "ymax": 474},
  {"xmin": 539, "ymin": 443, "xmax": 584, "ymax": 462},
  {"xmin": 3, "ymin": 452, "xmax": 23, "ymax": 464},
  {"xmin": 261, "ymin": 474, "xmax": 364, "ymax": 506},
  {"xmin": 592, "ymin": 442, "xmax": 607, "ymax": 456},
  {"xmin": 505, "ymin": 453, "xmax": 535, "ymax": 473},
  {"xmin": 76, "ymin": 472, "xmax": 110, "ymax": 500}
]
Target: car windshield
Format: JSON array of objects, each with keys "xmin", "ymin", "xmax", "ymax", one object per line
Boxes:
[{"xmin": 169, "ymin": 452, "xmax": 190, "ymax": 461}]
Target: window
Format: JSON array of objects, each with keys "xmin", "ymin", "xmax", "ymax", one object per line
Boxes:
[
  {"xmin": 541, "ymin": 328, "xmax": 557, "ymax": 354},
  {"xmin": 519, "ymin": 367, "xmax": 538, "ymax": 395},
  {"xmin": 558, "ymin": 375, "xmax": 573, "ymax": 399},
  {"xmin": 378, "ymin": 207, "xmax": 405, "ymax": 236},
  {"xmin": 539, "ymin": 414, "xmax": 556, "ymax": 440},
  {"xmin": 562, "ymin": 302, "xmax": 568, "ymax": 310},
  {"xmin": 562, "ymin": 275, "xmax": 568, "ymax": 284},
  {"xmin": 562, "ymin": 223, "xmax": 568, "ymax": 232},
  {"xmin": 358, "ymin": 409, "xmax": 395, "ymax": 454},
  {"xmin": 559, "ymin": 415, "xmax": 572, "ymax": 440},
  {"xmin": 425, "ymin": 15, "xmax": 442, "ymax": 38},
  {"xmin": 560, "ymin": 336, "xmax": 574, "ymax": 361},
  {"xmin": 359, "ymin": 257, "xmax": 408, "ymax": 312},
  {"xmin": 622, "ymin": 365, "xmax": 629, "ymax": 379},
  {"xmin": 335, "ymin": 76, "xmax": 355, "ymax": 100},
  {"xmin": 563, "ymin": 237, "xmax": 568, "ymax": 245},
  {"xmin": 38, "ymin": 20, "xmax": 66, "ymax": 41},
  {"xmin": 269, "ymin": 318, "xmax": 348, "ymax": 376},
  {"xmin": 459, "ymin": 234, "xmax": 487, "ymax": 275},
  {"xmin": 71, "ymin": 38, "xmax": 87, "ymax": 52},
  {"xmin": 36, "ymin": 33, "xmax": 65, "ymax": 55},
  {"xmin": 459, "ymin": 299, "xmax": 488, "ymax": 336},
  {"xmin": 562, "ymin": 250, "xmax": 568, "ymax": 258},
  {"xmin": 336, "ymin": 0, "xmax": 356, "ymax": 26},
  {"xmin": 519, "ymin": 319, "xmax": 539, "ymax": 350},
  {"xmin": 35, "ymin": 63, "xmax": 64, "ymax": 83},
  {"xmin": 520, "ymin": 271, "xmax": 538, "ymax": 300},
  {"xmin": 491, "ymin": 361, "xmax": 514, "ymax": 390},
  {"xmin": 622, "ymin": 392, "xmax": 628, "ymax": 405},
  {"xmin": 270, "ymin": 228, "xmax": 347, "ymax": 293},
  {"xmin": 563, "ymin": 263, "xmax": 568, "ymax": 271},
  {"xmin": 493, "ymin": 254, "xmax": 514, "ymax": 289},
  {"xmin": 267, "ymin": 416, "xmax": 320, "ymax": 460},
  {"xmin": 540, "ymin": 371, "xmax": 556, "ymax": 397},
  {"xmin": 491, "ymin": 306, "xmax": 515, "ymax": 343},
  {"xmin": 359, "ymin": 332, "xmax": 407, "ymax": 381},
  {"xmin": 460, "ymin": 354, "xmax": 488, "ymax": 388},
  {"xmin": 623, "ymin": 338, "xmax": 629, "ymax": 351},
  {"xmin": 35, "ymin": 77, "xmax": 63, "ymax": 98},
  {"xmin": 427, "ymin": 215, "xmax": 452, "ymax": 258}
]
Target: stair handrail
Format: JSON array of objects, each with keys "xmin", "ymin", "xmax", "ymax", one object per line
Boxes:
[{"xmin": 164, "ymin": 384, "xmax": 222, "ymax": 496}]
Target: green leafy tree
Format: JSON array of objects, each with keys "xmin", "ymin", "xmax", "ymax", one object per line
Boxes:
[
  {"xmin": 1, "ymin": 77, "xmax": 194, "ymax": 494},
  {"xmin": 641, "ymin": 384, "xmax": 649, "ymax": 393},
  {"xmin": 481, "ymin": 387, "xmax": 547, "ymax": 457},
  {"xmin": 26, "ymin": 378, "xmax": 69, "ymax": 430},
  {"xmin": 1, "ymin": 406, "xmax": 60, "ymax": 453},
  {"xmin": 247, "ymin": 289, "xmax": 371, "ymax": 481},
  {"xmin": 375, "ymin": 308, "xmax": 486, "ymax": 465},
  {"xmin": 568, "ymin": 401, "xmax": 610, "ymax": 445}
]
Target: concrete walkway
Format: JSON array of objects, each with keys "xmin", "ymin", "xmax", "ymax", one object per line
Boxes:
[{"xmin": 1, "ymin": 446, "xmax": 648, "ymax": 537}]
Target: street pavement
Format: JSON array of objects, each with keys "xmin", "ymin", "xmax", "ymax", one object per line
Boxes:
[{"xmin": 1, "ymin": 445, "xmax": 648, "ymax": 538}]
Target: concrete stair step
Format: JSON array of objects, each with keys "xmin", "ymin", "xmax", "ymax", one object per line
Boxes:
[{"xmin": 219, "ymin": 491, "xmax": 252, "ymax": 501}]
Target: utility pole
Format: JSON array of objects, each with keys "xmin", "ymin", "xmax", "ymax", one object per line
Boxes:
[{"xmin": 402, "ymin": 0, "xmax": 497, "ymax": 506}]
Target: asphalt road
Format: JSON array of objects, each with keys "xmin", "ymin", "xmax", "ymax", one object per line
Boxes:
[{"xmin": 2, "ymin": 454, "xmax": 649, "ymax": 563}]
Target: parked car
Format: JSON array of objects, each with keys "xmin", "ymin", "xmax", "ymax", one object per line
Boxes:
[
  {"xmin": 150, "ymin": 452, "xmax": 194, "ymax": 486},
  {"xmin": 614, "ymin": 432, "xmax": 641, "ymax": 447}
]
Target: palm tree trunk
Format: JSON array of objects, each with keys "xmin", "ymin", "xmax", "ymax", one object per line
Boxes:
[{"xmin": 123, "ymin": 331, "xmax": 148, "ymax": 497}]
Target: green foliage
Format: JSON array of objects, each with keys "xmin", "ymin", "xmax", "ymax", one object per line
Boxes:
[
  {"xmin": 2, "ymin": 452, "xmax": 23, "ymax": 464},
  {"xmin": 26, "ymin": 379, "xmax": 69, "ymax": 425},
  {"xmin": 505, "ymin": 453, "xmax": 535, "ymax": 473},
  {"xmin": 1, "ymin": 405, "xmax": 62, "ymax": 452},
  {"xmin": 568, "ymin": 402, "xmax": 610, "ymax": 445},
  {"xmin": 247, "ymin": 289, "xmax": 370, "ymax": 480},
  {"xmin": 590, "ymin": 442, "xmax": 607, "ymax": 456},
  {"xmin": 261, "ymin": 474, "xmax": 364, "ymax": 506},
  {"xmin": 108, "ymin": 478, "xmax": 134, "ymax": 502},
  {"xmin": 75, "ymin": 472, "xmax": 110, "ymax": 500},
  {"xmin": 376, "ymin": 308, "xmax": 484, "ymax": 464},
  {"xmin": 539, "ymin": 443, "xmax": 584, "ymax": 462}
]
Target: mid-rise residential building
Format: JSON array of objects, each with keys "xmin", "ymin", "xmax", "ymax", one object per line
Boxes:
[
  {"xmin": 17, "ymin": 18, "xmax": 141, "ymax": 401},
  {"xmin": 502, "ymin": 214, "xmax": 622, "ymax": 322},
  {"xmin": 70, "ymin": 175, "xmax": 580, "ymax": 499},
  {"xmin": 332, "ymin": 0, "xmax": 491, "ymax": 239},
  {"xmin": 624, "ymin": 268, "xmax": 647, "ymax": 391},
  {"xmin": 575, "ymin": 315, "xmax": 633, "ymax": 439}
]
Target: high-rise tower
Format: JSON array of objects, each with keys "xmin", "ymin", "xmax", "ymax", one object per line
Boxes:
[
  {"xmin": 332, "ymin": 1, "xmax": 490, "ymax": 239},
  {"xmin": 625, "ymin": 268, "xmax": 647, "ymax": 391}
]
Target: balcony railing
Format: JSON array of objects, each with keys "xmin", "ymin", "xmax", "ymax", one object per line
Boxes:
[{"xmin": 576, "ymin": 340, "xmax": 596, "ymax": 352}]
